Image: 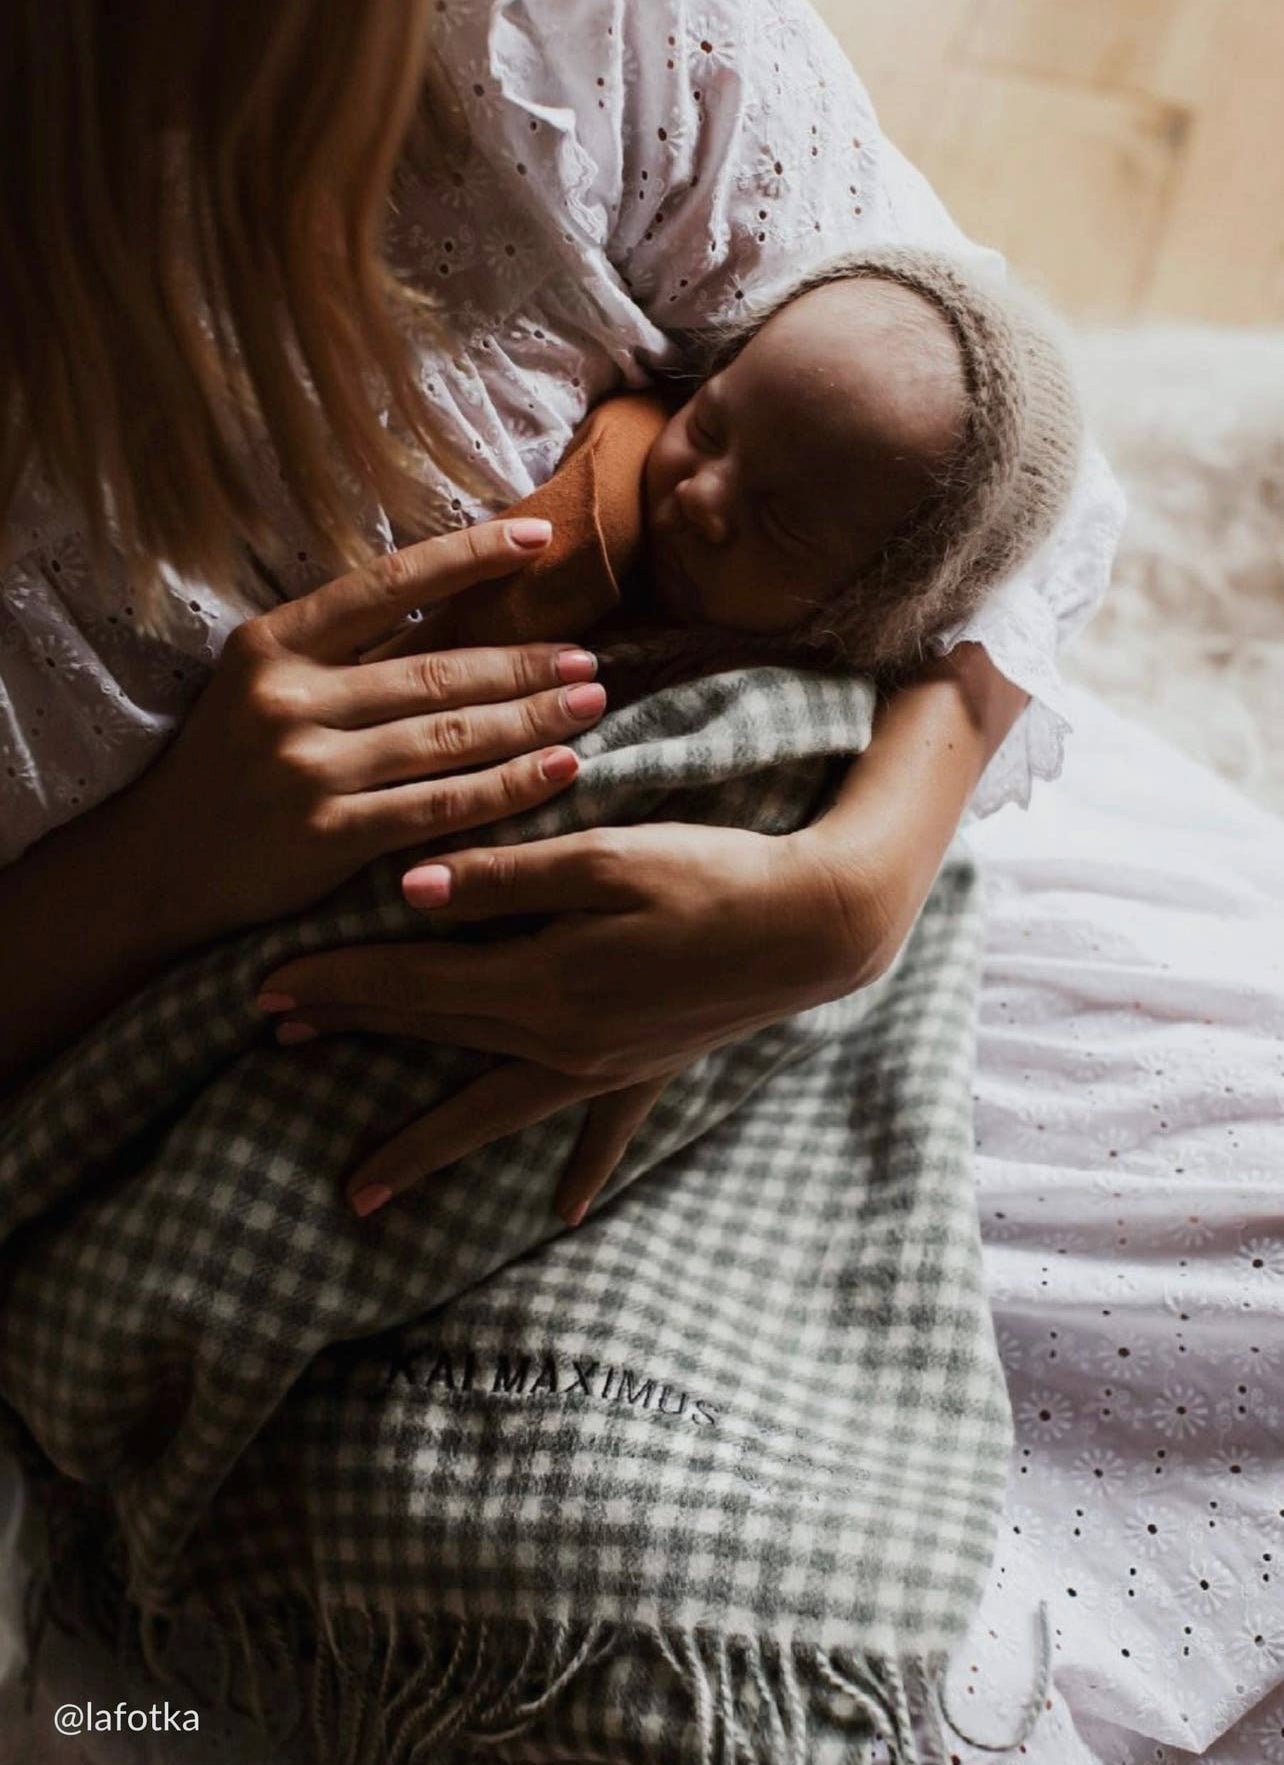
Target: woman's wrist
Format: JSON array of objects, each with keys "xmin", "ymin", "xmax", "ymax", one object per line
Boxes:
[
  {"xmin": 108, "ymin": 754, "xmax": 236, "ymax": 952},
  {"xmin": 0, "ymin": 765, "xmax": 220, "ymax": 1092},
  {"xmin": 789, "ymin": 643, "xmax": 1030, "ymax": 986}
]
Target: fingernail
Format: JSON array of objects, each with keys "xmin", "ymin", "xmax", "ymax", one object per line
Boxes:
[
  {"xmin": 540, "ymin": 747, "xmax": 579, "ymax": 783},
  {"xmin": 555, "ymin": 648, "xmax": 598, "ymax": 683},
  {"xmin": 508, "ymin": 518, "xmax": 553, "ymax": 550},
  {"xmin": 563, "ymin": 682, "xmax": 606, "ymax": 719},
  {"xmin": 276, "ymin": 1020, "xmax": 317, "ymax": 1045},
  {"xmin": 559, "ymin": 1199, "xmax": 589, "ymax": 1229},
  {"xmin": 256, "ymin": 993, "xmax": 297, "ymax": 1013},
  {"xmin": 402, "ymin": 863, "xmax": 453, "ymax": 908},
  {"xmin": 350, "ymin": 1183, "xmax": 394, "ymax": 1219}
]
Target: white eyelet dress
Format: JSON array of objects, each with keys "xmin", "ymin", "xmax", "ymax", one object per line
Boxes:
[{"xmin": 0, "ymin": 0, "xmax": 1124, "ymax": 873}]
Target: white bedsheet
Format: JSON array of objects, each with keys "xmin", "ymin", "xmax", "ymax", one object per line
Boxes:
[
  {"xmin": 955, "ymin": 685, "xmax": 1284, "ymax": 1765},
  {"xmin": 2, "ymin": 685, "xmax": 1281, "ymax": 1765}
]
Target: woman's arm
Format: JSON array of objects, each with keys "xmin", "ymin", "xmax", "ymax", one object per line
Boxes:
[
  {"xmin": 249, "ymin": 0, "xmax": 1110, "ymax": 1216},
  {"xmin": 0, "ymin": 519, "xmax": 603, "ymax": 1093},
  {"xmin": 0, "ymin": 766, "xmax": 228, "ymax": 1093},
  {"xmin": 255, "ymin": 643, "xmax": 1028, "ymax": 1219},
  {"xmin": 799, "ymin": 642, "xmax": 1030, "ymax": 986}
]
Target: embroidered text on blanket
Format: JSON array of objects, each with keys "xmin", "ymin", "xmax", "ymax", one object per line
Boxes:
[{"xmin": 361, "ymin": 1342, "xmax": 722, "ymax": 1426}]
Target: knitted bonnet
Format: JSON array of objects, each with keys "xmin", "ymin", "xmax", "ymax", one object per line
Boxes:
[{"xmin": 665, "ymin": 245, "xmax": 1085, "ymax": 680}]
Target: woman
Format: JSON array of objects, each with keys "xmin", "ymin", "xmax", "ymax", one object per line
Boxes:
[
  {"xmin": 0, "ymin": 0, "xmax": 1122, "ymax": 1206},
  {"xmin": 0, "ymin": 2, "xmax": 1123, "ymax": 1753}
]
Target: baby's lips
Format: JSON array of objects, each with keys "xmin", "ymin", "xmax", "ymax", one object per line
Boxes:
[{"xmin": 652, "ymin": 547, "xmax": 701, "ymax": 622}]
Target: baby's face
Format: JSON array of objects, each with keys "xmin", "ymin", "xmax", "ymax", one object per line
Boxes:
[{"xmin": 643, "ymin": 278, "xmax": 964, "ymax": 636}]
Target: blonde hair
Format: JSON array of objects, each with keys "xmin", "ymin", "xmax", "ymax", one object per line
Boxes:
[{"xmin": 0, "ymin": 0, "xmax": 478, "ymax": 626}]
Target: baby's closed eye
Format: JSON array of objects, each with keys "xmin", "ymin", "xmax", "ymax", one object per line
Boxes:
[{"xmin": 758, "ymin": 496, "xmax": 831, "ymax": 561}]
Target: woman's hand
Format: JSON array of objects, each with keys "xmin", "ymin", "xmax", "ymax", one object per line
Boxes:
[
  {"xmin": 257, "ymin": 817, "xmax": 884, "ymax": 1222},
  {"xmin": 132, "ymin": 518, "xmax": 607, "ymax": 941},
  {"xmin": 254, "ymin": 644, "xmax": 1029, "ymax": 1226}
]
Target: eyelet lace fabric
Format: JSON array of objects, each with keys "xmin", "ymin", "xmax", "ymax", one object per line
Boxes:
[{"xmin": 0, "ymin": 0, "xmax": 1123, "ymax": 868}]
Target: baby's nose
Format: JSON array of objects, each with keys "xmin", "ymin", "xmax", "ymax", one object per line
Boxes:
[{"xmin": 675, "ymin": 469, "xmax": 731, "ymax": 547}]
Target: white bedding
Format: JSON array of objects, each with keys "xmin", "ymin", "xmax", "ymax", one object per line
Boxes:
[
  {"xmin": 956, "ymin": 685, "xmax": 1284, "ymax": 1765},
  {"xmin": 2, "ymin": 685, "xmax": 1281, "ymax": 1764}
]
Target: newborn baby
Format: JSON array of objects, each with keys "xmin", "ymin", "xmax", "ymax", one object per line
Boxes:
[
  {"xmin": 370, "ymin": 246, "xmax": 1082, "ymax": 693},
  {"xmin": 644, "ymin": 271, "xmax": 969, "ymax": 644}
]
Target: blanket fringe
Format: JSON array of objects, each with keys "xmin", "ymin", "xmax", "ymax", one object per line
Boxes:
[
  {"xmin": 21, "ymin": 1532, "xmax": 1044, "ymax": 1764},
  {"xmin": 935, "ymin": 1601, "xmax": 1052, "ymax": 1755}
]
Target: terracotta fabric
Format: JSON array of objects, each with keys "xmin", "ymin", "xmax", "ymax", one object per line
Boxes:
[{"xmin": 367, "ymin": 393, "xmax": 670, "ymax": 662}]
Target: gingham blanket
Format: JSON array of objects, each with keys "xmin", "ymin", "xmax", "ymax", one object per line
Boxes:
[{"xmin": 0, "ymin": 668, "xmax": 1011, "ymax": 1764}]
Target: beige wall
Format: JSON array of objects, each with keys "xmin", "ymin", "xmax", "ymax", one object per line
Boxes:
[{"xmin": 811, "ymin": 0, "xmax": 1284, "ymax": 324}]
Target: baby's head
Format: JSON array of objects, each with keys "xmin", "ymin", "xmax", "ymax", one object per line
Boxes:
[
  {"xmin": 646, "ymin": 276, "xmax": 965, "ymax": 638},
  {"xmin": 642, "ymin": 249, "xmax": 1082, "ymax": 675}
]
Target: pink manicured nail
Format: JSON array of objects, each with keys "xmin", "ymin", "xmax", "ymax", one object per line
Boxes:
[
  {"xmin": 559, "ymin": 1199, "xmax": 589, "ymax": 1230},
  {"xmin": 563, "ymin": 682, "xmax": 606, "ymax": 719},
  {"xmin": 256, "ymin": 992, "xmax": 297, "ymax": 1013},
  {"xmin": 276, "ymin": 1021, "xmax": 317, "ymax": 1045},
  {"xmin": 402, "ymin": 863, "xmax": 453, "ymax": 908},
  {"xmin": 540, "ymin": 747, "xmax": 579, "ymax": 783},
  {"xmin": 351, "ymin": 1183, "xmax": 393, "ymax": 1219},
  {"xmin": 555, "ymin": 649, "xmax": 598, "ymax": 683},
  {"xmin": 508, "ymin": 518, "xmax": 553, "ymax": 550}
]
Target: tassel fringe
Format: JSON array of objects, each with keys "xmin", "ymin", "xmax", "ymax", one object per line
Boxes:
[{"xmin": 20, "ymin": 1528, "xmax": 1048, "ymax": 1765}]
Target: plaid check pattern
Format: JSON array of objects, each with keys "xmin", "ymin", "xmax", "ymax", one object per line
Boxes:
[{"xmin": 0, "ymin": 668, "xmax": 1010, "ymax": 1764}]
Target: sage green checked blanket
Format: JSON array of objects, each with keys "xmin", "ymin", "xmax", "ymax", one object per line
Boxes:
[{"xmin": 0, "ymin": 667, "xmax": 1011, "ymax": 1764}]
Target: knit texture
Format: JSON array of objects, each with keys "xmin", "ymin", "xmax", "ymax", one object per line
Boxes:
[
  {"xmin": 0, "ymin": 668, "xmax": 1012, "ymax": 1763},
  {"xmin": 808, "ymin": 247, "xmax": 1083, "ymax": 669},
  {"xmin": 675, "ymin": 245, "xmax": 1086, "ymax": 677}
]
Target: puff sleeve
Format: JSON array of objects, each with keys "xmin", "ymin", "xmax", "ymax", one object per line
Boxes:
[{"xmin": 486, "ymin": 0, "xmax": 1126, "ymax": 812}]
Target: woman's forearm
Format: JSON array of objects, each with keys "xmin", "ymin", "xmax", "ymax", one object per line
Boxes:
[
  {"xmin": 0, "ymin": 767, "xmax": 213, "ymax": 1094},
  {"xmin": 800, "ymin": 642, "xmax": 1029, "ymax": 980}
]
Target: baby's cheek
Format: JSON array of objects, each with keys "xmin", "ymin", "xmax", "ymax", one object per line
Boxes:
[
  {"xmin": 763, "ymin": 559, "xmax": 843, "ymax": 630},
  {"xmin": 701, "ymin": 558, "xmax": 799, "ymax": 633}
]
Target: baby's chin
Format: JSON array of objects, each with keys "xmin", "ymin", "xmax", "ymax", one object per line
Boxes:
[{"xmin": 647, "ymin": 536, "xmax": 704, "ymax": 625}]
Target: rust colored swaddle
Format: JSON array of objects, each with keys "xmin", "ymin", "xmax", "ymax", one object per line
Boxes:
[{"xmin": 366, "ymin": 392, "xmax": 670, "ymax": 664}]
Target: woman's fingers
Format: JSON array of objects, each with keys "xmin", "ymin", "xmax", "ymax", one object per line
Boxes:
[
  {"xmin": 342, "ymin": 745, "xmax": 585, "ymax": 858},
  {"xmin": 343, "ymin": 1061, "xmax": 601, "ymax": 1214},
  {"xmin": 553, "ymin": 1078, "xmax": 671, "ymax": 1227},
  {"xmin": 326, "ymin": 642, "xmax": 598, "ymax": 730},
  {"xmin": 327, "ymin": 681, "xmax": 605, "ymax": 791},
  {"xmin": 267, "ymin": 519, "xmax": 553, "ymax": 664},
  {"xmin": 401, "ymin": 827, "xmax": 648, "ymax": 916},
  {"xmin": 273, "ymin": 1005, "xmax": 539, "ymax": 1059},
  {"xmin": 259, "ymin": 939, "xmax": 540, "ymax": 1021}
]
